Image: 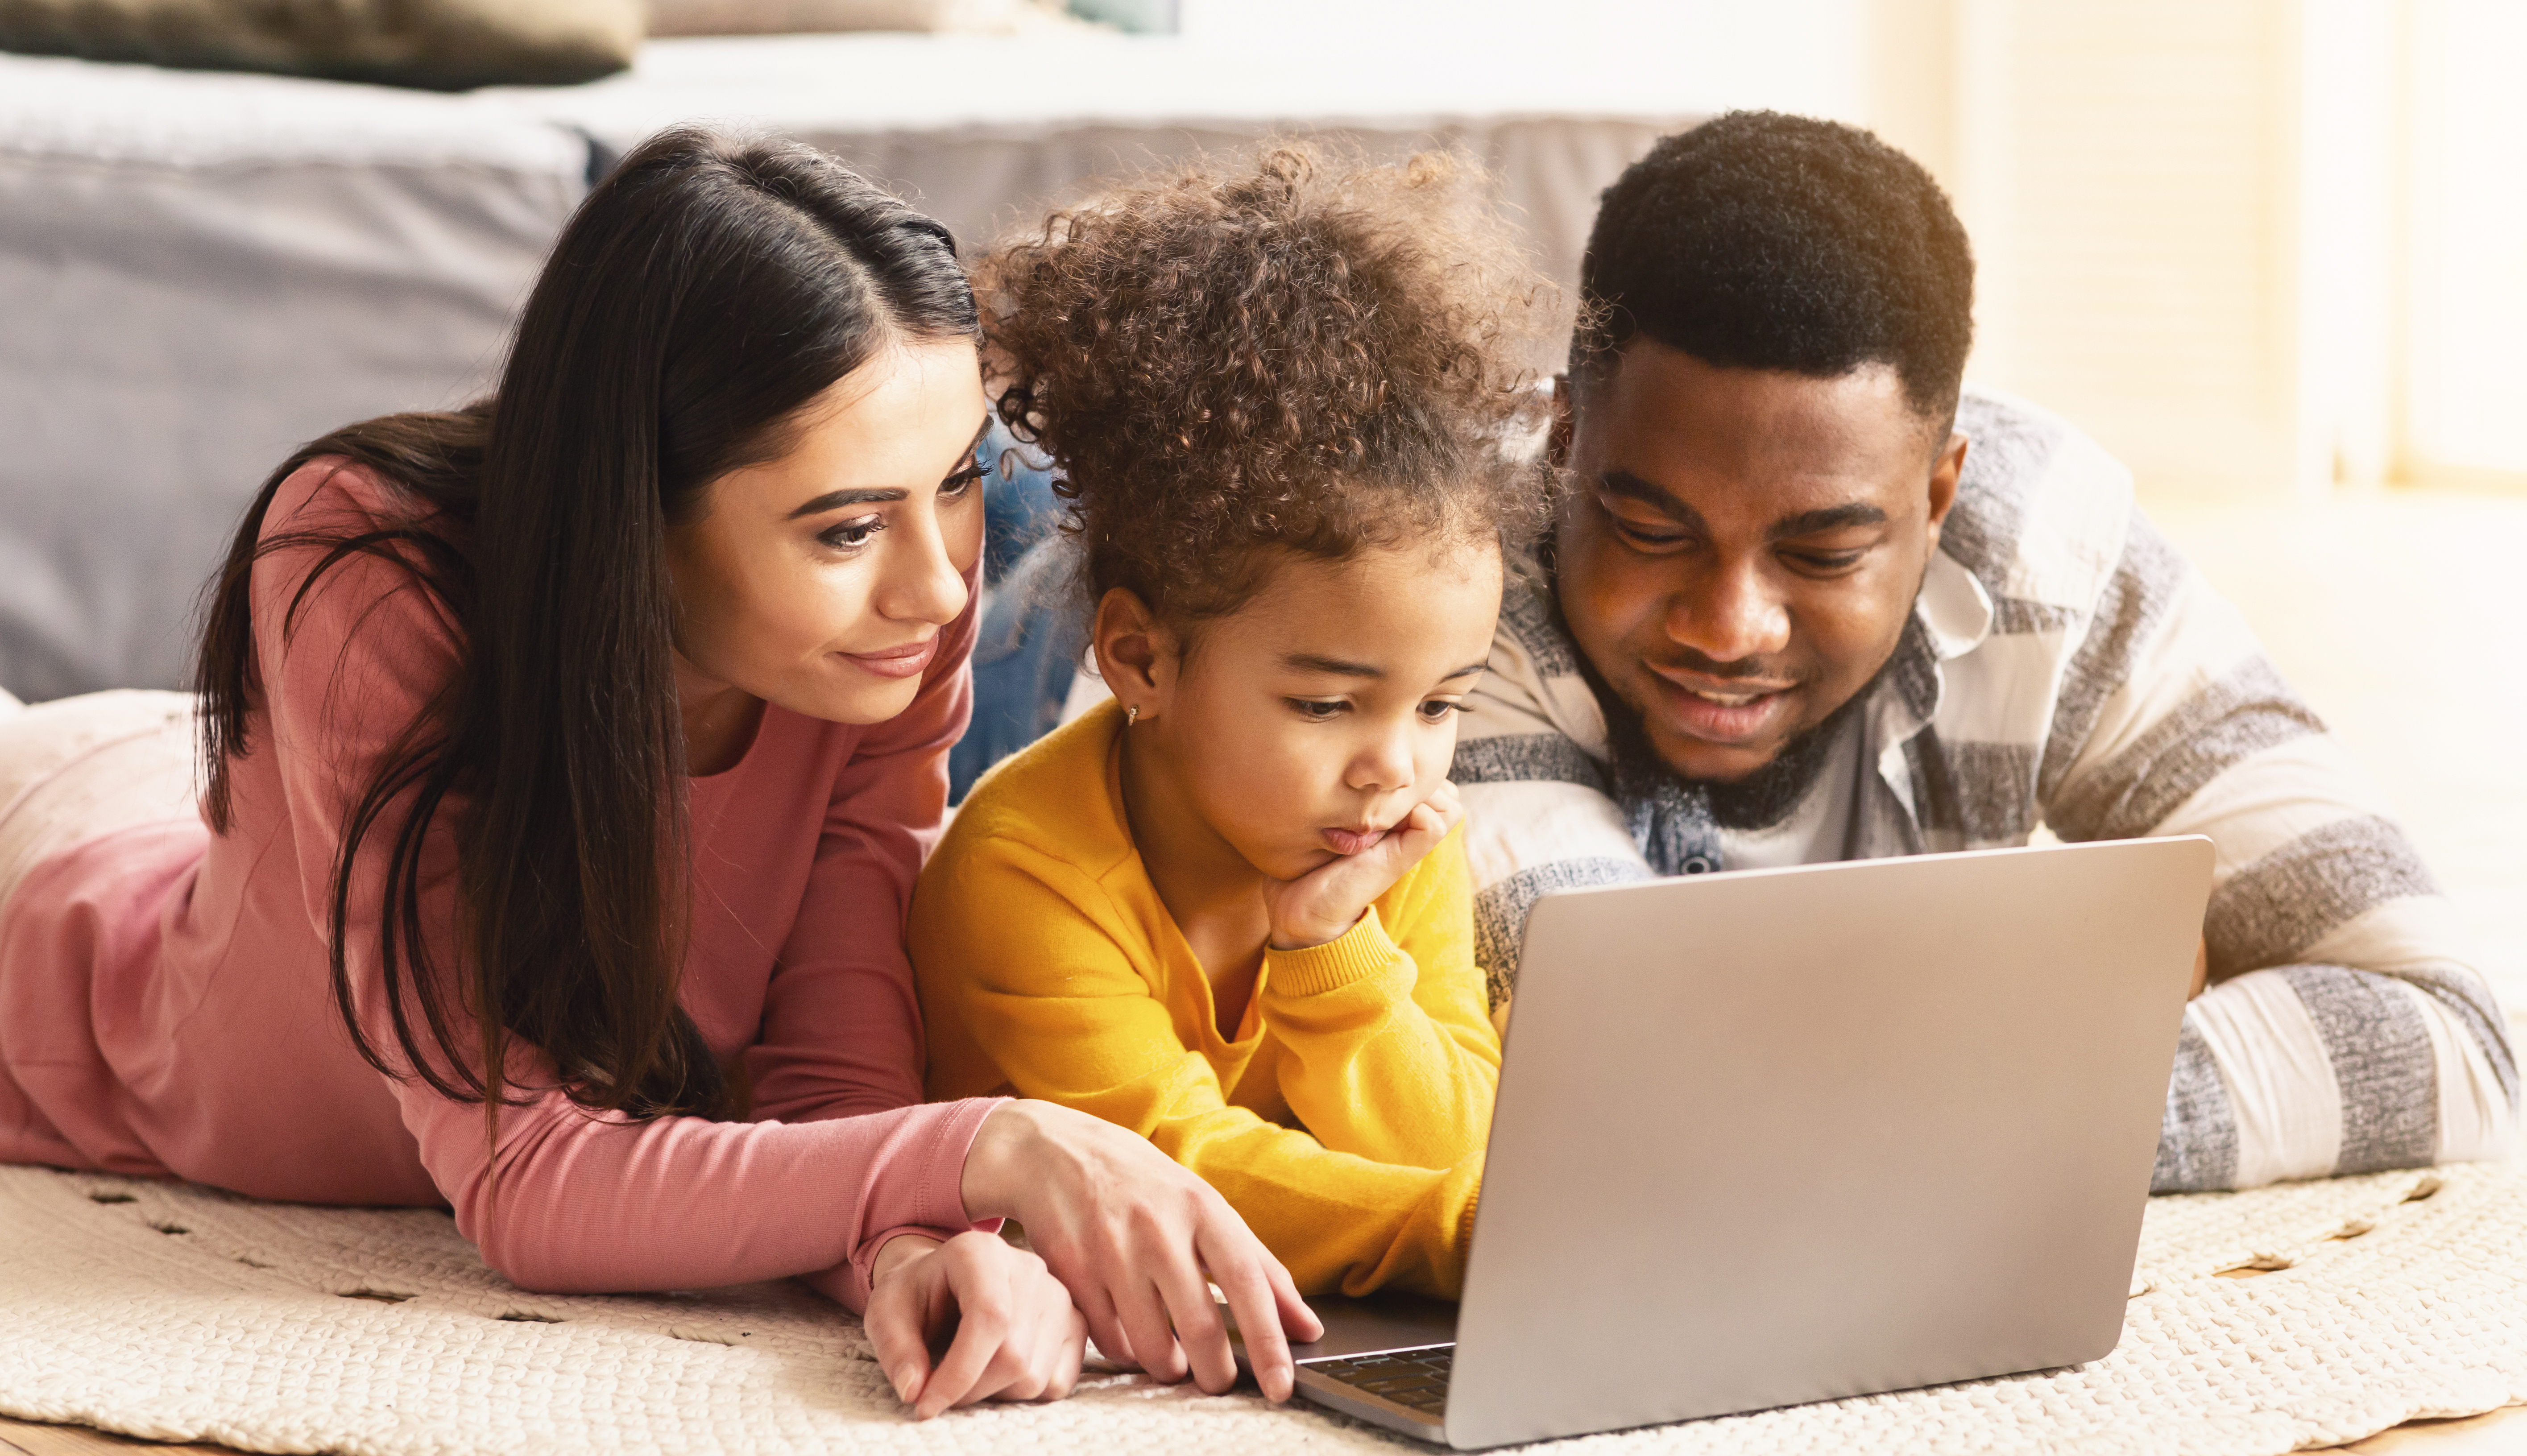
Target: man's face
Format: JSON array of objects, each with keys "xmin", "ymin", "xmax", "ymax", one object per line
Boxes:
[{"xmin": 1553, "ymin": 339, "xmax": 1966, "ymax": 783}]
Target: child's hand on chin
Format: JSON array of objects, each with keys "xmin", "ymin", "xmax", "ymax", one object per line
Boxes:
[{"xmin": 1263, "ymin": 780, "xmax": 1464, "ymax": 950}]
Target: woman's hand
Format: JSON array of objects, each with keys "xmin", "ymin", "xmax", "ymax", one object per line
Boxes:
[
  {"xmin": 863, "ymin": 1230, "xmax": 1087, "ymax": 1419},
  {"xmin": 960, "ymin": 1100, "xmax": 1324, "ymax": 1401},
  {"xmin": 1263, "ymin": 781, "xmax": 1464, "ymax": 951}
]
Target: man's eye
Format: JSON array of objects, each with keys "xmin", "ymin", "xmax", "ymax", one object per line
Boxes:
[
  {"xmin": 1783, "ymin": 548, "xmax": 1866, "ymax": 574},
  {"xmin": 1601, "ymin": 501, "xmax": 1690, "ymax": 549},
  {"xmin": 1285, "ymin": 699, "xmax": 1346, "ymax": 721},
  {"xmin": 820, "ymin": 516, "xmax": 885, "ymax": 550}
]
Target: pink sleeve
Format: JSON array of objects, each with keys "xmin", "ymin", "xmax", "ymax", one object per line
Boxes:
[
  {"xmin": 254, "ymin": 463, "xmax": 994, "ymax": 1311},
  {"xmin": 745, "ymin": 559, "xmax": 1008, "ymax": 1302}
]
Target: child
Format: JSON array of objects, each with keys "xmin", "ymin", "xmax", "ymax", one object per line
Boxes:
[{"xmin": 911, "ymin": 147, "xmax": 1555, "ymax": 1298}]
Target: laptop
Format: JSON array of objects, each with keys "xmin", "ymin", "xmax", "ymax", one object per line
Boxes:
[{"xmin": 1235, "ymin": 836, "xmax": 2213, "ymax": 1448}]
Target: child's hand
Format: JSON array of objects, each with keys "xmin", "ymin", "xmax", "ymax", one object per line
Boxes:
[
  {"xmin": 864, "ymin": 1229, "xmax": 1087, "ymax": 1419},
  {"xmin": 1262, "ymin": 780, "xmax": 1463, "ymax": 951}
]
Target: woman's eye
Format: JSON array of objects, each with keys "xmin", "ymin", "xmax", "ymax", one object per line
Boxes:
[
  {"xmin": 820, "ymin": 516, "xmax": 886, "ymax": 550},
  {"xmin": 1285, "ymin": 698, "xmax": 1346, "ymax": 721},
  {"xmin": 939, "ymin": 462, "xmax": 986, "ymax": 500}
]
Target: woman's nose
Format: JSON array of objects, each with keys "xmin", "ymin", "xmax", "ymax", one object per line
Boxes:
[{"xmin": 876, "ymin": 502, "xmax": 970, "ymax": 626}]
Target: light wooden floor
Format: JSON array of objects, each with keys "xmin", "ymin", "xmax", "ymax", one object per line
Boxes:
[{"xmin": 8, "ymin": 488, "xmax": 2523, "ymax": 1456}]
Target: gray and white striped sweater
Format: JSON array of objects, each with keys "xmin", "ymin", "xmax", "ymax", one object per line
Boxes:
[{"xmin": 1454, "ymin": 387, "xmax": 2517, "ymax": 1193}]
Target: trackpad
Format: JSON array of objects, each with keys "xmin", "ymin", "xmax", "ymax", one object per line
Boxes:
[{"xmin": 1229, "ymin": 1291, "xmax": 1460, "ymax": 1373}]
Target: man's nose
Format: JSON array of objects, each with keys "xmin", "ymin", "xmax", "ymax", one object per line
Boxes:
[{"xmin": 1668, "ymin": 554, "xmax": 1791, "ymax": 663}]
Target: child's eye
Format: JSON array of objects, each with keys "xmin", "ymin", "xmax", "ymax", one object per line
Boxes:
[
  {"xmin": 1285, "ymin": 698, "xmax": 1346, "ymax": 721},
  {"xmin": 1420, "ymin": 699, "xmax": 1466, "ymax": 723},
  {"xmin": 820, "ymin": 516, "xmax": 886, "ymax": 550}
]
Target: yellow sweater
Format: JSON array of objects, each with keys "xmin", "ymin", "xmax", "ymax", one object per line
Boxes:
[{"xmin": 911, "ymin": 700, "xmax": 1496, "ymax": 1297}]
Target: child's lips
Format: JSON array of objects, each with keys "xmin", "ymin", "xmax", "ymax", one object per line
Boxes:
[{"xmin": 1319, "ymin": 825, "xmax": 1389, "ymax": 856}]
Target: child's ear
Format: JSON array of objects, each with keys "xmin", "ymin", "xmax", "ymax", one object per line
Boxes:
[{"xmin": 1092, "ymin": 587, "xmax": 1177, "ymax": 717}]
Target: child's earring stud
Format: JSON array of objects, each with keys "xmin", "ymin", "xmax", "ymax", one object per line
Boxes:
[{"xmin": 1126, "ymin": 704, "xmax": 1140, "ymax": 726}]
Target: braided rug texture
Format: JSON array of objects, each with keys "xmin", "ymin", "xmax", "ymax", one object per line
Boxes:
[{"xmin": 0, "ymin": 1160, "xmax": 2521, "ymax": 1455}]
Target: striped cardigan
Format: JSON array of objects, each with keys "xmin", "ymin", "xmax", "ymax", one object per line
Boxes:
[{"xmin": 1454, "ymin": 387, "xmax": 2517, "ymax": 1193}]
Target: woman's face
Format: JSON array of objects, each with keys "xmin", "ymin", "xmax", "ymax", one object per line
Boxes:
[{"xmin": 666, "ymin": 339, "xmax": 989, "ymax": 727}]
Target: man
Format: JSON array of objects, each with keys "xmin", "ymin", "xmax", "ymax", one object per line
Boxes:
[{"xmin": 1455, "ymin": 111, "xmax": 2515, "ymax": 1191}]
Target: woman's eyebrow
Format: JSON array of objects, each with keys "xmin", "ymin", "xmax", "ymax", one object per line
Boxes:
[
  {"xmin": 783, "ymin": 421, "xmax": 991, "ymax": 519},
  {"xmin": 787, "ymin": 487, "xmax": 907, "ymax": 519}
]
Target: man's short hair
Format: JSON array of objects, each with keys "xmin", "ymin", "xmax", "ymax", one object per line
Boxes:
[{"xmin": 1573, "ymin": 111, "xmax": 1975, "ymax": 426}]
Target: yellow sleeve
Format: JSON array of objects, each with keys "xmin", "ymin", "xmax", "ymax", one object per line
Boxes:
[
  {"xmin": 1260, "ymin": 827, "xmax": 1500, "ymax": 1171},
  {"xmin": 911, "ymin": 835, "xmax": 1480, "ymax": 1297}
]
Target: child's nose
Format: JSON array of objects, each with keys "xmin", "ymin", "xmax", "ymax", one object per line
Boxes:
[{"xmin": 1346, "ymin": 727, "xmax": 1416, "ymax": 796}]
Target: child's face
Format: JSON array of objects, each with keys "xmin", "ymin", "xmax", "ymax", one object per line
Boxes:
[{"xmin": 1121, "ymin": 541, "xmax": 1504, "ymax": 881}]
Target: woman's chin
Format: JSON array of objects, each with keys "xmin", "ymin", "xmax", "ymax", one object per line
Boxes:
[{"xmin": 778, "ymin": 675, "xmax": 923, "ymax": 728}]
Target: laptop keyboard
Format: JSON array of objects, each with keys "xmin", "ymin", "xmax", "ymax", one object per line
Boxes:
[{"xmin": 1303, "ymin": 1344, "xmax": 1455, "ymax": 1414}]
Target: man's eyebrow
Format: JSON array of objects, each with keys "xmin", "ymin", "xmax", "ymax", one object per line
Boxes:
[
  {"xmin": 783, "ymin": 416, "xmax": 992, "ymax": 521},
  {"xmin": 1767, "ymin": 503, "xmax": 1888, "ymax": 541},
  {"xmin": 1599, "ymin": 470, "xmax": 1709, "ymax": 531}
]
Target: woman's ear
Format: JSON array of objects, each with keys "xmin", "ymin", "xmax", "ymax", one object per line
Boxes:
[{"xmin": 1091, "ymin": 587, "xmax": 1178, "ymax": 721}]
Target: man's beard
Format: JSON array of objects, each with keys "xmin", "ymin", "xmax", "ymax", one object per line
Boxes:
[{"xmin": 1591, "ymin": 662, "xmax": 1881, "ymax": 833}]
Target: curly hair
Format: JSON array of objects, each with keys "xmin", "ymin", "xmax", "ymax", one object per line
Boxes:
[
  {"xmin": 984, "ymin": 143, "xmax": 1557, "ymax": 625},
  {"xmin": 1574, "ymin": 112, "xmax": 1974, "ymax": 425}
]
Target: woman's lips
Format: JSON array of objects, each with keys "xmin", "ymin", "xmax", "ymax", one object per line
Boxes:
[
  {"xmin": 840, "ymin": 637, "xmax": 937, "ymax": 680},
  {"xmin": 1646, "ymin": 665, "xmax": 1798, "ymax": 746},
  {"xmin": 1319, "ymin": 825, "xmax": 1390, "ymax": 856}
]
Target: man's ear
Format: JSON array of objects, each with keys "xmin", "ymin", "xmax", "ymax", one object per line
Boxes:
[
  {"xmin": 1548, "ymin": 373, "xmax": 1575, "ymax": 470},
  {"xmin": 1923, "ymin": 431, "xmax": 1968, "ymax": 546},
  {"xmin": 1091, "ymin": 586, "xmax": 1178, "ymax": 721}
]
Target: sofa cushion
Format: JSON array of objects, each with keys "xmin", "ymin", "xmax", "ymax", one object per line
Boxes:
[{"xmin": 0, "ymin": 0, "xmax": 642, "ymax": 90}]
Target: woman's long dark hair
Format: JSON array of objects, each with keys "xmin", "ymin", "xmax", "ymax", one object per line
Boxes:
[{"xmin": 193, "ymin": 128, "xmax": 978, "ymax": 1125}]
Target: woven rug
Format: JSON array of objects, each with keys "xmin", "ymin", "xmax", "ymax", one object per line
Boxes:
[{"xmin": 1, "ymin": 1162, "xmax": 2522, "ymax": 1455}]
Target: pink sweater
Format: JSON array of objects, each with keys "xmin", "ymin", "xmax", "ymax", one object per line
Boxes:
[{"xmin": 0, "ymin": 460, "xmax": 999, "ymax": 1310}]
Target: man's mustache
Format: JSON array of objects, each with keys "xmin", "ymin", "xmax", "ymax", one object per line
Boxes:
[{"xmin": 1646, "ymin": 650, "xmax": 1806, "ymax": 686}]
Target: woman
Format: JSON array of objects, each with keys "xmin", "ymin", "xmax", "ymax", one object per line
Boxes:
[{"xmin": 0, "ymin": 128, "xmax": 1317, "ymax": 1417}]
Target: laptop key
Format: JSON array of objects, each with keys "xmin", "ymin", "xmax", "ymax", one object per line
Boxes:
[{"xmin": 1307, "ymin": 1346, "xmax": 1455, "ymax": 1414}]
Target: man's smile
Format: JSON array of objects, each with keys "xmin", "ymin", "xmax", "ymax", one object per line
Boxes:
[{"xmin": 1643, "ymin": 661, "xmax": 1802, "ymax": 748}]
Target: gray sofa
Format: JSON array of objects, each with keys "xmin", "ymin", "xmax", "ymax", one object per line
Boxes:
[{"xmin": 1, "ymin": 34, "xmax": 1700, "ymax": 696}]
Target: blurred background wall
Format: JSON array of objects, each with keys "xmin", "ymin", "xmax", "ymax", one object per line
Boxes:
[{"xmin": 1190, "ymin": 0, "xmax": 2525, "ymax": 503}]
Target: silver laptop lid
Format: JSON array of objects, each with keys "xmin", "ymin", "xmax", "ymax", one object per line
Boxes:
[{"xmin": 1447, "ymin": 837, "xmax": 2212, "ymax": 1449}]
